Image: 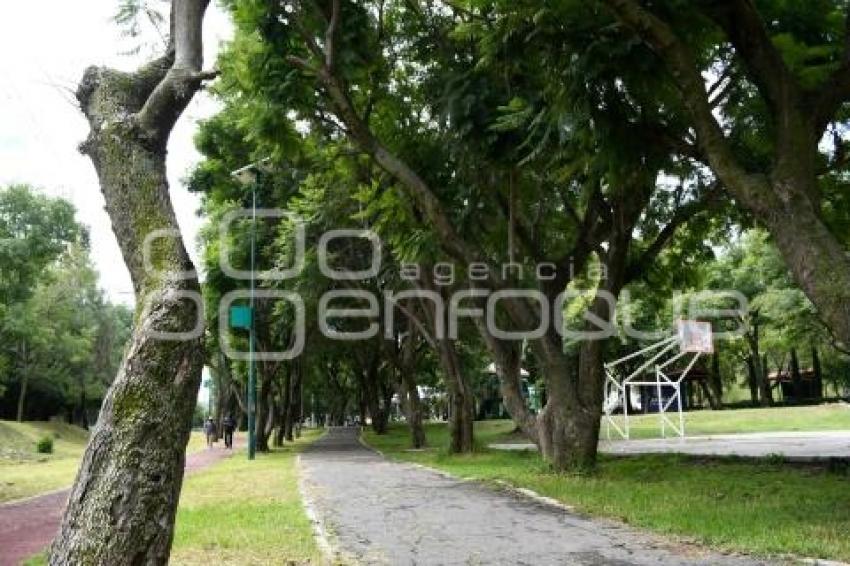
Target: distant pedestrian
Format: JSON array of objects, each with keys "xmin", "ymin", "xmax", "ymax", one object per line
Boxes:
[
  {"xmin": 204, "ymin": 417, "xmax": 216, "ymax": 448},
  {"xmin": 223, "ymin": 415, "xmax": 235, "ymax": 449}
]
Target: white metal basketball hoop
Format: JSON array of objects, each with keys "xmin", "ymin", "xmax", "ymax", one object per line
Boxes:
[{"xmin": 602, "ymin": 320, "xmax": 713, "ymax": 440}]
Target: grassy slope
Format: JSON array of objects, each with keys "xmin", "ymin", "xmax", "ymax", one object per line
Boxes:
[
  {"xmin": 0, "ymin": 420, "xmax": 89, "ymax": 503},
  {"xmin": 0, "ymin": 420, "xmax": 211, "ymax": 503},
  {"xmin": 365, "ymin": 407, "xmax": 850, "ymax": 561},
  {"xmin": 170, "ymin": 429, "xmax": 323, "ymax": 565}
]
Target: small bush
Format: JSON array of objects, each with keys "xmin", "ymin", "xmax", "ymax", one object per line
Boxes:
[{"xmin": 36, "ymin": 436, "xmax": 54, "ymax": 454}]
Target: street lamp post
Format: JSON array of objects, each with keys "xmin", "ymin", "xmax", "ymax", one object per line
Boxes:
[
  {"xmin": 247, "ymin": 178, "xmax": 257, "ymax": 460},
  {"xmin": 230, "ymin": 158, "xmax": 269, "ymax": 461}
]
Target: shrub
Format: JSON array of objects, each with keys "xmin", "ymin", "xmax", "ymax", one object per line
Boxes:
[{"xmin": 36, "ymin": 436, "xmax": 54, "ymax": 454}]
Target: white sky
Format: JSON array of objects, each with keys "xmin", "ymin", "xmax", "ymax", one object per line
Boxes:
[{"xmin": 0, "ymin": 1, "xmax": 233, "ymax": 306}]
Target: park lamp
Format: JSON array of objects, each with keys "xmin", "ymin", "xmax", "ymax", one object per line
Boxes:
[
  {"xmin": 228, "ymin": 157, "xmax": 271, "ymax": 461},
  {"xmin": 230, "ymin": 157, "xmax": 273, "ymax": 187}
]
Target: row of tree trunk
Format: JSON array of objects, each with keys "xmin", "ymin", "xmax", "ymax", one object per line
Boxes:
[{"xmin": 746, "ymin": 346, "xmax": 824, "ymax": 407}]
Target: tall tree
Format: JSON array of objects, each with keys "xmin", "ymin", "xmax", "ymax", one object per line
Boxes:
[
  {"xmin": 599, "ymin": 0, "xmax": 850, "ymax": 348},
  {"xmin": 200, "ymin": 0, "xmax": 722, "ymax": 469},
  {"xmin": 0, "ymin": 184, "xmax": 80, "ymax": 399},
  {"xmin": 50, "ymin": 1, "xmax": 215, "ymax": 562}
]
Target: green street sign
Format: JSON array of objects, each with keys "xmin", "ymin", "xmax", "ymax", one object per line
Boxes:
[{"xmin": 229, "ymin": 306, "xmax": 253, "ymax": 329}]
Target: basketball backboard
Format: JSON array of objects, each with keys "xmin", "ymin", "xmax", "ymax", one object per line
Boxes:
[{"xmin": 676, "ymin": 320, "xmax": 713, "ymax": 353}]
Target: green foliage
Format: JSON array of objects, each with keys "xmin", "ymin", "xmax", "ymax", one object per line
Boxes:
[
  {"xmin": 193, "ymin": 1, "xmax": 850, "ymax": 435},
  {"xmin": 35, "ymin": 435, "xmax": 53, "ymax": 454},
  {"xmin": 0, "ymin": 185, "xmax": 132, "ymax": 421},
  {"xmin": 0, "ymin": 184, "xmax": 80, "ymax": 305}
]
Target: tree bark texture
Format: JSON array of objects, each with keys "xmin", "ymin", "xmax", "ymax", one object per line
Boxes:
[{"xmin": 50, "ymin": 2, "xmax": 210, "ymax": 563}]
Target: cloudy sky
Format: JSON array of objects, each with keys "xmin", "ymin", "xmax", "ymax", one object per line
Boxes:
[{"xmin": 0, "ymin": 1, "xmax": 233, "ymax": 306}]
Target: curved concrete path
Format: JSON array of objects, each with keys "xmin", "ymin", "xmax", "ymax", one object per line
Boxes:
[
  {"xmin": 299, "ymin": 428, "xmax": 770, "ymax": 566},
  {"xmin": 0, "ymin": 440, "xmax": 240, "ymax": 566}
]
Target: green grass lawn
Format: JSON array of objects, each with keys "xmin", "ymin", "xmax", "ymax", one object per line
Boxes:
[
  {"xmin": 0, "ymin": 420, "xmax": 212, "ymax": 503},
  {"xmin": 600, "ymin": 403, "xmax": 850, "ymax": 440},
  {"xmin": 364, "ymin": 409, "xmax": 850, "ymax": 562},
  {"xmin": 170, "ymin": 429, "xmax": 323, "ymax": 565},
  {"xmin": 486, "ymin": 403, "xmax": 850, "ymax": 444},
  {"xmin": 24, "ymin": 429, "xmax": 324, "ymax": 566}
]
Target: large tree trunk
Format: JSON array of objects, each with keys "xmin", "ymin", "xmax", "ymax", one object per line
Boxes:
[
  {"xmin": 437, "ymin": 339, "xmax": 475, "ymax": 453},
  {"xmin": 758, "ymin": 179, "xmax": 850, "ymax": 349},
  {"xmin": 538, "ymin": 334, "xmax": 606, "ymax": 471},
  {"xmin": 50, "ymin": 2, "xmax": 211, "ymax": 563}
]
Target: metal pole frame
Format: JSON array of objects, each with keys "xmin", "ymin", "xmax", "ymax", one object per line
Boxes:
[
  {"xmin": 603, "ymin": 336, "xmax": 678, "ymax": 440},
  {"xmin": 247, "ymin": 180, "xmax": 257, "ymax": 460},
  {"xmin": 602, "ymin": 334, "xmax": 706, "ymax": 441}
]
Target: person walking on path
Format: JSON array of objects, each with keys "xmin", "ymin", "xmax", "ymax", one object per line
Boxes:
[
  {"xmin": 203, "ymin": 417, "xmax": 216, "ymax": 448},
  {"xmin": 222, "ymin": 415, "xmax": 235, "ymax": 449}
]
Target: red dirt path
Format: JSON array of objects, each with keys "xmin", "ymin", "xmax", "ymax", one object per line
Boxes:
[{"xmin": 0, "ymin": 441, "xmax": 239, "ymax": 566}]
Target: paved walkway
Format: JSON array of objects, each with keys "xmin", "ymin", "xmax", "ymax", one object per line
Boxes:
[
  {"xmin": 489, "ymin": 430, "xmax": 850, "ymax": 461},
  {"xmin": 299, "ymin": 428, "xmax": 769, "ymax": 565},
  {"xmin": 0, "ymin": 441, "xmax": 239, "ymax": 566}
]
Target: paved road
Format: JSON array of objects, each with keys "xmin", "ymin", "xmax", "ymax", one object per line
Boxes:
[
  {"xmin": 489, "ymin": 430, "xmax": 850, "ymax": 461},
  {"xmin": 0, "ymin": 440, "xmax": 239, "ymax": 566},
  {"xmin": 299, "ymin": 428, "xmax": 768, "ymax": 566}
]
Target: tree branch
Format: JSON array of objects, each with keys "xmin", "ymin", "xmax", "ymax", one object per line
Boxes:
[
  {"xmin": 625, "ymin": 183, "xmax": 722, "ymax": 282},
  {"xmin": 325, "ymin": 0, "xmax": 341, "ymax": 70},
  {"xmin": 136, "ymin": 0, "xmax": 212, "ymax": 141},
  {"xmin": 600, "ymin": 0, "xmax": 775, "ymax": 215},
  {"xmin": 699, "ymin": 0, "xmax": 800, "ymax": 118}
]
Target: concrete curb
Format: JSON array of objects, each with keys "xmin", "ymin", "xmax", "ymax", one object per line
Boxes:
[
  {"xmin": 298, "ymin": 428, "xmax": 358, "ymax": 566},
  {"xmin": 295, "ymin": 454, "xmax": 336, "ymax": 565}
]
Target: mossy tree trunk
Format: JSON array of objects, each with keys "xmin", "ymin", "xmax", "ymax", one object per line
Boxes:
[{"xmin": 49, "ymin": 2, "xmax": 213, "ymax": 564}]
